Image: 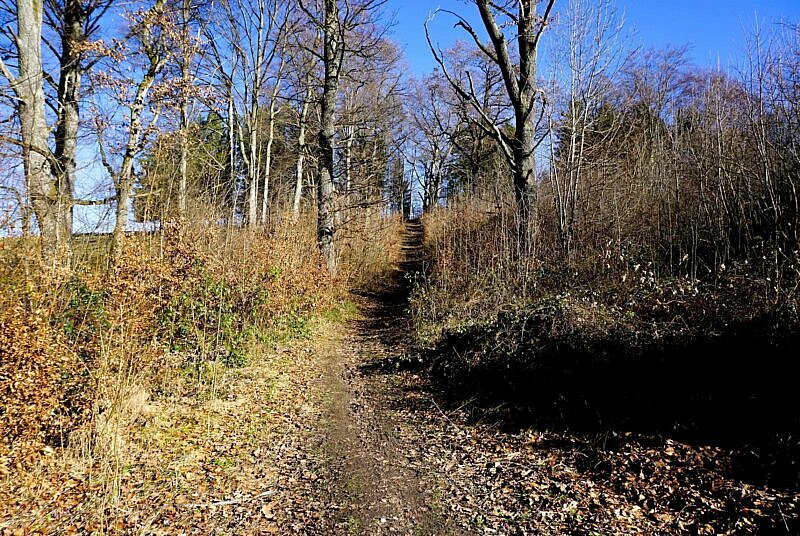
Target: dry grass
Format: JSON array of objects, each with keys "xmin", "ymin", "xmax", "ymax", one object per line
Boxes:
[
  {"xmin": 410, "ymin": 197, "xmax": 539, "ymax": 341},
  {"xmin": 411, "ymin": 191, "xmax": 800, "ymax": 344},
  {"xmin": 0, "ymin": 210, "xmax": 403, "ymax": 533},
  {"xmin": 338, "ymin": 209, "xmax": 405, "ymax": 290}
]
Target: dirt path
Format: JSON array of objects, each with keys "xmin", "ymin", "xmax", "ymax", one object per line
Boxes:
[
  {"xmin": 7, "ymin": 222, "xmax": 797, "ymax": 534},
  {"xmin": 312, "ymin": 220, "xmax": 452, "ymax": 534}
]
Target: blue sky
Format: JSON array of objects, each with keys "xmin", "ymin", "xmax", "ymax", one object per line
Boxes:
[{"xmin": 388, "ymin": 0, "xmax": 800, "ymax": 76}]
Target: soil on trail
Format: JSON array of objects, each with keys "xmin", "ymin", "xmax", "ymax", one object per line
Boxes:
[
  {"xmin": 294, "ymin": 221, "xmax": 800, "ymax": 536},
  {"xmin": 13, "ymin": 219, "xmax": 795, "ymax": 534},
  {"xmin": 310, "ymin": 220, "xmax": 452, "ymax": 534}
]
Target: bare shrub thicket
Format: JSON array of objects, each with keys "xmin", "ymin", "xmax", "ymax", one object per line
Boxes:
[{"xmin": 413, "ymin": 21, "xmax": 800, "ymax": 337}]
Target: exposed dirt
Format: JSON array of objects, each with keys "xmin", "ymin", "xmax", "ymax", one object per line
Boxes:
[
  {"xmin": 283, "ymin": 220, "xmax": 454, "ymax": 534},
  {"xmin": 311, "ymin": 220, "xmax": 800, "ymax": 535}
]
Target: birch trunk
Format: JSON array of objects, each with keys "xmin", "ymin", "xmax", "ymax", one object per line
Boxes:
[
  {"xmin": 292, "ymin": 82, "xmax": 311, "ymax": 221},
  {"xmin": 109, "ymin": 1, "xmax": 166, "ymax": 262},
  {"xmin": 260, "ymin": 72, "xmax": 283, "ymax": 224},
  {"xmin": 317, "ymin": 0, "xmax": 341, "ymax": 274},
  {"xmin": 111, "ymin": 70, "xmax": 159, "ymax": 262}
]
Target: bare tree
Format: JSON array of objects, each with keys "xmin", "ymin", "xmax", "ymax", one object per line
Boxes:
[
  {"xmin": 0, "ymin": 0, "xmax": 110, "ymax": 269},
  {"xmin": 171, "ymin": 0, "xmax": 207, "ymax": 216},
  {"xmin": 337, "ymin": 36, "xmax": 404, "ymax": 213},
  {"xmin": 206, "ymin": 0, "xmax": 292, "ymax": 227},
  {"xmin": 291, "ymin": 68, "xmax": 313, "ymax": 221},
  {"xmin": 741, "ymin": 21, "xmax": 800, "ymax": 296},
  {"xmin": 283, "ymin": 22, "xmax": 321, "ymax": 222},
  {"xmin": 90, "ymin": 0, "xmax": 171, "ymax": 261},
  {"xmin": 315, "ymin": 0, "xmax": 341, "ymax": 272},
  {"xmin": 259, "ymin": 52, "xmax": 288, "ymax": 224},
  {"xmin": 0, "ymin": 1, "xmax": 60, "ymax": 263},
  {"xmin": 408, "ymin": 73, "xmax": 456, "ymax": 212},
  {"xmin": 438, "ymin": 41, "xmax": 510, "ymax": 199},
  {"xmin": 426, "ymin": 0, "xmax": 555, "ymax": 250},
  {"xmin": 548, "ymin": 0, "xmax": 625, "ymax": 259},
  {"xmin": 300, "ymin": 0, "xmax": 388, "ymax": 274}
]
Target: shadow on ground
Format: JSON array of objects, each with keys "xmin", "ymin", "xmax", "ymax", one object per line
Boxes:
[
  {"xmin": 353, "ymin": 221, "xmax": 800, "ymax": 533},
  {"xmin": 365, "ymin": 305, "xmax": 800, "ymax": 491},
  {"xmin": 357, "ymin": 221, "xmax": 800, "ymax": 492}
]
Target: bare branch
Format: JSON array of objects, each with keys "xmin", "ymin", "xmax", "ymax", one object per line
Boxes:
[{"xmin": 437, "ymin": 8, "xmax": 497, "ymax": 63}]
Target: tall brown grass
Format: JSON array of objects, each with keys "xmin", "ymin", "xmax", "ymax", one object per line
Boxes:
[
  {"xmin": 0, "ymin": 208, "xmax": 403, "ymax": 530},
  {"xmin": 411, "ymin": 196, "xmax": 539, "ymax": 340},
  {"xmin": 411, "ymin": 185, "xmax": 800, "ymax": 345}
]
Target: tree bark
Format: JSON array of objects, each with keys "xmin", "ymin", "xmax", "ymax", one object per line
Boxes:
[
  {"xmin": 227, "ymin": 88, "xmax": 237, "ymax": 224},
  {"xmin": 13, "ymin": 0, "xmax": 70, "ymax": 268},
  {"xmin": 428, "ymin": 0, "xmax": 554, "ymax": 251},
  {"xmin": 109, "ymin": 1, "xmax": 166, "ymax": 262},
  {"xmin": 53, "ymin": 0, "xmax": 89, "ymax": 261},
  {"xmin": 317, "ymin": 0, "xmax": 341, "ymax": 274},
  {"xmin": 475, "ymin": 0, "xmax": 548, "ymax": 249},
  {"xmin": 292, "ymin": 81, "xmax": 311, "ymax": 222},
  {"xmin": 179, "ymin": 99, "xmax": 189, "ymax": 215},
  {"xmin": 177, "ymin": 0, "xmax": 192, "ymax": 216},
  {"xmin": 260, "ymin": 70, "xmax": 283, "ymax": 224},
  {"xmin": 242, "ymin": 112, "xmax": 260, "ymax": 227},
  {"xmin": 111, "ymin": 70, "xmax": 159, "ymax": 262}
]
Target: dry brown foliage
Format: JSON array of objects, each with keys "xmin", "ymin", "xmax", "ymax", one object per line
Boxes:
[
  {"xmin": 0, "ymin": 211, "xmax": 405, "ymax": 531},
  {"xmin": 0, "ymin": 301, "xmax": 83, "ymax": 452}
]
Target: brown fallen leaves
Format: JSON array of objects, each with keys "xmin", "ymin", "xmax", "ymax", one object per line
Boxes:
[
  {"xmin": 2, "ymin": 303, "xmax": 798, "ymax": 534},
  {"xmin": 374, "ymin": 368, "xmax": 800, "ymax": 535},
  {"xmin": 0, "ymin": 324, "xmax": 337, "ymax": 535}
]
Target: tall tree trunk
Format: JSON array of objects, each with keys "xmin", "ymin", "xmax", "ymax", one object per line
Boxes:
[
  {"xmin": 344, "ymin": 124, "xmax": 354, "ymax": 192},
  {"xmin": 177, "ymin": 0, "xmax": 192, "ymax": 216},
  {"xmin": 179, "ymin": 100, "xmax": 188, "ymax": 215},
  {"xmin": 243, "ymin": 116, "xmax": 260, "ymax": 227},
  {"xmin": 430, "ymin": 0, "xmax": 554, "ymax": 252},
  {"xmin": 53, "ymin": 0, "xmax": 89, "ymax": 263},
  {"xmin": 261, "ymin": 74, "xmax": 282, "ymax": 224},
  {"xmin": 317, "ymin": 0, "xmax": 341, "ymax": 274},
  {"xmin": 110, "ymin": 42, "xmax": 164, "ymax": 262},
  {"xmin": 246, "ymin": 0, "xmax": 268, "ymax": 227},
  {"xmin": 112, "ymin": 180, "xmax": 131, "ymax": 261},
  {"xmin": 13, "ymin": 0, "xmax": 69, "ymax": 268},
  {"xmin": 508, "ymin": 0, "xmax": 543, "ymax": 251},
  {"xmin": 513, "ymin": 118, "xmax": 537, "ymax": 251},
  {"xmin": 227, "ymin": 90, "xmax": 237, "ymax": 224},
  {"xmin": 259, "ymin": 102, "xmax": 275, "ymax": 224}
]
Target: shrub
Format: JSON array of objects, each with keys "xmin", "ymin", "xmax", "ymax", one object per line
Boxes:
[{"xmin": 0, "ymin": 287, "xmax": 93, "ymax": 453}]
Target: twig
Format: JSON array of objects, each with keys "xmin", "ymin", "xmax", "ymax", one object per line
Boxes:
[
  {"xmin": 428, "ymin": 396, "xmax": 461, "ymax": 432},
  {"xmin": 778, "ymin": 502, "xmax": 790, "ymax": 534},
  {"xmin": 183, "ymin": 489, "xmax": 278, "ymax": 508}
]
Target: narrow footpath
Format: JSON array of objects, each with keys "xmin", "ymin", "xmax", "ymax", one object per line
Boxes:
[
  {"xmin": 109, "ymin": 219, "xmax": 798, "ymax": 535},
  {"xmin": 309, "ymin": 220, "xmax": 453, "ymax": 534}
]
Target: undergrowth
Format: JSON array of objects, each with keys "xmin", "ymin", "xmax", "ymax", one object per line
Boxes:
[
  {"xmin": 412, "ymin": 196, "xmax": 800, "ymax": 344},
  {"xmin": 408, "ymin": 196, "xmax": 800, "ymax": 496},
  {"xmin": 0, "ymin": 210, "xmax": 403, "ymax": 531},
  {"xmin": 396, "ymin": 195, "xmax": 800, "ymax": 533}
]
